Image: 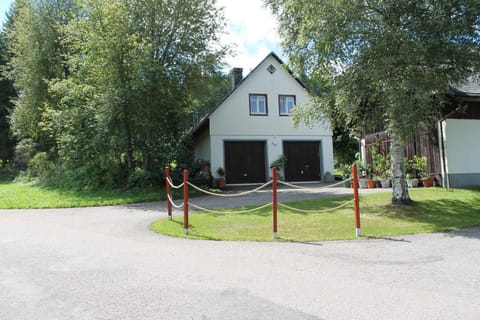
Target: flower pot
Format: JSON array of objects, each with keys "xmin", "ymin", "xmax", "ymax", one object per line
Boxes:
[
  {"xmin": 358, "ymin": 178, "xmax": 368, "ymax": 189},
  {"xmin": 422, "ymin": 176, "xmax": 434, "ymax": 188},
  {"xmin": 366, "ymin": 179, "xmax": 376, "ymax": 188},
  {"xmin": 216, "ymin": 178, "xmax": 225, "ymax": 189},
  {"xmin": 380, "ymin": 179, "xmax": 391, "ymax": 188},
  {"xmin": 407, "ymin": 179, "xmax": 419, "ymax": 188}
]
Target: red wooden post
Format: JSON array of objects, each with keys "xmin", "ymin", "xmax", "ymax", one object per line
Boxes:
[
  {"xmin": 272, "ymin": 167, "xmax": 278, "ymax": 239},
  {"xmin": 352, "ymin": 163, "xmax": 361, "ymax": 237},
  {"xmin": 183, "ymin": 169, "xmax": 189, "ymax": 234},
  {"xmin": 165, "ymin": 167, "xmax": 172, "ymax": 220}
]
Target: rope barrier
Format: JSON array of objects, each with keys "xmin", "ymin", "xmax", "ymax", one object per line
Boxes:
[
  {"xmin": 278, "ymin": 199, "xmax": 354, "ymax": 213},
  {"xmin": 189, "ymin": 202, "xmax": 273, "ymax": 214},
  {"xmin": 164, "ymin": 165, "xmax": 361, "ymax": 238},
  {"xmin": 277, "ymin": 177, "xmax": 352, "ymax": 190},
  {"xmin": 187, "ymin": 180, "xmax": 273, "ymax": 197},
  {"xmin": 167, "ymin": 194, "xmax": 184, "ymax": 209},
  {"xmin": 167, "ymin": 177, "xmax": 184, "ymax": 189}
]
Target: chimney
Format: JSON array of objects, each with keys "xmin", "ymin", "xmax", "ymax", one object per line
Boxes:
[{"xmin": 231, "ymin": 67, "xmax": 243, "ymax": 89}]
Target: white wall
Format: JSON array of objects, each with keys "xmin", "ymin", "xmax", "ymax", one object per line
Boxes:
[
  {"xmin": 209, "ymin": 56, "xmax": 331, "ymax": 137},
  {"xmin": 443, "ymin": 119, "xmax": 480, "ymax": 174},
  {"xmin": 208, "ymin": 54, "xmax": 334, "ymax": 179},
  {"xmin": 210, "ymin": 135, "xmax": 334, "ymax": 180}
]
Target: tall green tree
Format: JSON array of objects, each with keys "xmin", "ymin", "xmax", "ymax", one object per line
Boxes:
[
  {"xmin": 266, "ymin": 0, "xmax": 480, "ymax": 204},
  {"xmin": 48, "ymin": 0, "xmax": 227, "ymax": 185},
  {"xmin": 6, "ymin": 0, "xmax": 77, "ymax": 155},
  {"xmin": 6, "ymin": 0, "xmax": 227, "ymax": 187},
  {"xmin": 0, "ymin": 24, "xmax": 16, "ymax": 163}
]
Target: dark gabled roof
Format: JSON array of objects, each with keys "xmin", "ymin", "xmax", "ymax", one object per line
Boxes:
[
  {"xmin": 192, "ymin": 52, "xmax": 310, "ymax": 135},
  {"xmin": 451, "ymin": 76, "xmax": 480, "ymax": 98}
]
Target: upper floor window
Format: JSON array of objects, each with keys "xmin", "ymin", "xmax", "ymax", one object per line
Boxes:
[
  {"xmin": 249, "ymin": 94, "xmax": 268, "ymax": 116},
  {"xmin": 279, "ymin": 95, "xmax": 296, "ymax": 116}
]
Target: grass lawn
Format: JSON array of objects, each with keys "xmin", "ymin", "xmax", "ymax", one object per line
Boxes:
[
  {"xmin": 151, "ymin": 188, "xmax": 480, "ymax": 241},
  {"xmin": 0, "ymin": 180, "xmax": 181, "ymax": 209}
]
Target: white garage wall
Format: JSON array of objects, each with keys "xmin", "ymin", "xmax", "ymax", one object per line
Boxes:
[
  {"xmin": 210, "ymin": 135, "xmax": 334, "ymax": 180},
  {"xmin": 207, "ymin": 54, "xmax": 334, "ymax": 180},
  {"xmin": 443, "ymin": 119, "xmax": 480, "ymax": 173},
  {"xmin": 442, "ymin": 119, "xmax": 480, "ymax": 187}
]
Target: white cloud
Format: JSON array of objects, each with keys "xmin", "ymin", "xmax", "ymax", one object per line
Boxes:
[{"xmin": 217, "ymin": 0, "xmax": 283, "ymax": 73}]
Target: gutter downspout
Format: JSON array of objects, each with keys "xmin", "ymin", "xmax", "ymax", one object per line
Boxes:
[
  {"xmin": 438, "ymin": 119, "xmax": 449, "ymax": 189},
  {"xmin": 438, "ymin": 101, "xmax": 466, "ymax": 190}
]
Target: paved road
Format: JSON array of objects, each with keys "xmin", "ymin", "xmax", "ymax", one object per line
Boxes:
[{"xmin": 1, "ymin": 187, "xmax": 479, "ymax": 319}]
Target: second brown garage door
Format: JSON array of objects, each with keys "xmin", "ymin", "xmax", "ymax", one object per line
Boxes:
[
  {"xmin": 224, "ymin": 141, "xmax": 266, "ymax": 184},
  {"xmin": 284, "ymin": 141, "xmax": 321, "ymax": 181}
]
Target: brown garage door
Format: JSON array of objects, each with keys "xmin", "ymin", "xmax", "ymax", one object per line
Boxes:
[
  {"xmin": 284, "ymin": 141, "xmax": 321, "ymax": 181},
  {"xmin": 224, "ymin": 141, "xmax": 266, "ymax": 184}
]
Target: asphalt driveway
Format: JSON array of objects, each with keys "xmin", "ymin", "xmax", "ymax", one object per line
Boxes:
[{"xmin": 1, "ymin": 187, "xmax": 479, "ymax": 319}]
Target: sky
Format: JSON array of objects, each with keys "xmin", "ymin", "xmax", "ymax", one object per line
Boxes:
[{"xmin": 0, "ymin": 0, "xmax": 283, "ymax": 74}]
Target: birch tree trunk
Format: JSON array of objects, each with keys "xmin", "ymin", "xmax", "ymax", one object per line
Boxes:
[{"xmin": 390, "ymin": 135, "xmax": 411, "ymax": 205}]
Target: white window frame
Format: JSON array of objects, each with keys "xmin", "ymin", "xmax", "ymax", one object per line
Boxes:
[
  {"xmin": 249, "ymin": 94, "xmax": 268, "ymax": 116},
  {"xmin": 279, "ymin": 95, "xmax": 296, "ymax": 116}
]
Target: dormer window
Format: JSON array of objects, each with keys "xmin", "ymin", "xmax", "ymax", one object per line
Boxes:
[
  {"xmin": 279, "ymin": 95, "xmax": 296, "ymax": 116},
  {"xmin": 249, "ymin": 94, "xmax": 268, "ymax": 116}
]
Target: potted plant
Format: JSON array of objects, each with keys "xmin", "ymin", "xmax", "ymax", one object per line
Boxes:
[
  {"xmin": 372, "ymin": 149, "xmax": 391, "ymax": 188},
  {"xmin": 354, "ymin": 153, "xmax": 369, "ymax": 188},
  {"xmin": 366, "ymin": 173, "xmax": 377, "ymax": 188},
  {"xmin": 269, "ymin": 155, "xmax": 286, "ymax": 180},
  {"xmin": 338, "ymin": 164, "xmax": 351, "ymax": 187},
  {"xmin": 406, "ymin": 173, "xmax": 419, "ymax": 188},
  {"xmin": 269, "ymin": 155, "xmax": 286, "ymax": 170},
  {"xmin": 405, "ymin": 157, "xmax": 419, "ymax": 188},
  {"xmin": 413, "ymin": 155, "xmax": 434, "ymax": 187},
  {"xmin": 216, "ymin": 167, "xmax": 225, "ymax": 189},
  {"xmin": 380, "ymin": 173, "xmax": 392, "ymax": 188}
]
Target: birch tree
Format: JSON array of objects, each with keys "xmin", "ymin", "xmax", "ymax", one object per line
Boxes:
[{"xmin": 266, "ymin": 0, "xmax": 480, "ymax": 204}]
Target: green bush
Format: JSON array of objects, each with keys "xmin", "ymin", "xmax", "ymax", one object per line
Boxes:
[
  {"xmin": 48, "ymin": 164, "xmax": 122, "ymax": 190},
  {"xmin": 189, "ymin": 159, "xmax": 212, "ymax": 187},
  {"xmin": 269, "ymin": 155, "xmax": 287, "ymax": 170},
  {"xmin": 412, "ymin": 155, "xmax": 429, "ymax": 178},
  {"xmin": 127, "ymin": 167, "xmax": 156, "ymax": 188},
  {"xmin": 28, "ymin": 152, "xmax": 56, "ymax": 181},
  {"xmin": 14, "ymin": 138, "xmax": 37, "ymax": 170},
  {"xmin": 371, "ymin": 149, "xmax": 391, "ymax": 179},
  {"xmin": 0, "ymin": 159, "xmax": 17, "ymax": 180}
]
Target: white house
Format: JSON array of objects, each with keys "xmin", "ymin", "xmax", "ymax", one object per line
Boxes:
[
  {"xmin": 439, "ymin": 78, "xmax": 480, "ymax": 188},
  {"xmin": 360, "ymin": 76, "xmax": 480, "ymax": 189},
  {"xmin": 193, "ymin": 52, "xmax": 334, "ymax": 184}
]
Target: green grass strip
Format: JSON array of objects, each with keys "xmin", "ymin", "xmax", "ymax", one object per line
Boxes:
[
  {"xmin": 0, "ymin": 180, "xmax": 172, "ymax": 208},
  {"xmin": 151, "ymin": 188, "xmax": 480, "ymax": 241}
]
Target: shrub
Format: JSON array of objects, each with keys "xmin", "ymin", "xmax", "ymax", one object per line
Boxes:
[
  {"xmin": 412, "ymin": 155, "xmax": 429, "ymax": 178},
  {"xmin": 48, "ymin": 163, "xmax": 126, "ymax": 191},
  {"xmin": 371, "ymin": 149, "xmax": 391, "ymax": 179},
  {"xmin": 190, "ymin": 159, "xmax": 212, "ymax": 187},
  {"xmin": 269, "ymin": 155, "xmax": 287, "ymax": 170},
  {"xmin": 0, "ymin": 159, "xmax": 17, "ymax": 180},
  {"xmin": 14, "ymin": 138, "xmax": 36, "ymax": 170},
  {"xmin": 28, "ymin": 152, "xmax": 56, "ymax": 181},
  {"xmin": 127, "ymin": 167, "xmax": 155, "ymax": 188}
]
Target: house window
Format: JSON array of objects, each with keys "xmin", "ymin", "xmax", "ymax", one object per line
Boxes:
[
  {"xmin": 249, "ymin": 94, "xmax": 268, "ymax": 116},
  {"xmin": 279, "ymin": 95, "xmax": 296, "ymax": 116}
]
